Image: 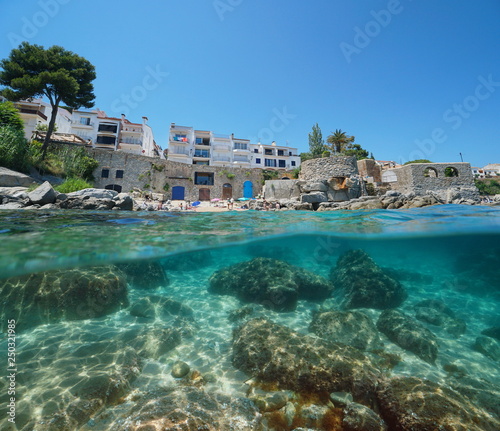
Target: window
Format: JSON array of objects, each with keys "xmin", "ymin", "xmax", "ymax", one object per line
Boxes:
[
  {"xmin": 265, "ymin": 159, "xmax": 277, "ymax": 167},
  {"xmin": 194, "ymin": 172, "xmax": 214, "ymax": 185},
  {"xmin": 193, "ymin": 161, "xmax": 209, "ymax": 165},
  {"xmin": 98, "ymin": 124, "xmax": 118, "ymax": 133},
  {"xmin": 96, "ymin": 136, "xmax": 116, "ymax": 145},
  {"xmin": 289, "ymin": 151, "xmax": 292, "ymax": 156},
  {"xmin": 291, "ymin": 161, "xmax": 296, "ymax": 167},
  {"xmin": 194, "ymin": 149, "xmax": 210, "ymax": 158},
  {"xmin": 255, "ymin": 158, "xmax": 261, "ymax": 164},
  {"xmin": 234, "ymin": 142, "xmax": 248, "ymax": 150},
  {"xmin": 116, "ymin": 170, "xmax": 124, "ymax": 179},
  {"xmin": 277, "ymin": 150, "xmax": 284, "ymax": 156},
  {"xmin": 264, "ymin": 149, "xmax": 273, "ymax": 155},
  {"xmin": 101, "ymin": 169, "xmax": 110, "ymax": 178},
  {"xmin": 278, "ymin": 160, "xmax": 286, "ymax": 168},
  {"xmin": 195, "ymin": 137, "xmax": 203, "ymax": 144},
  {"xmin": 254, "ymin": 149, "xmax": 259, "ymax": 153},
  {"xmin": 80, "ymin": 117, "xmax": 91, "ymax": 125}
]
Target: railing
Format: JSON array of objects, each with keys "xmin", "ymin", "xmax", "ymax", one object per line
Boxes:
[
  {"xmin": 213, "ymin": 144, "xmax": 231, "ymax": 151},
  {"xmin": 171, "ymin": 136, "xmax": 189, "ymax": 143},
  {"xmin": 73, "ymin": 120, "xmax": 94, "ymax": 127},
  {"xmin": 212, "ymin": 133, "xmax": 230, "ymax": 139},
  {"xmin": 234, "ymin": 156, "xmax": 250, "ymax": 163},
  {"xmin": 19, "ymin": 108, "xmax": 47, "ymax": 121},
  {"xmin": 120, "ymin": 138, "xmax": 142, "ymax": 145},
  {"xmin": 194, "ymin": 151, "xmax": 210, "ymax": 158},
  {"xmin": 170, "ymin": 150, "xmax": 190, "ymax": 156},
  {"xmin": 212, "ymin": 156, "xmax": 231, "ymax": 162}
]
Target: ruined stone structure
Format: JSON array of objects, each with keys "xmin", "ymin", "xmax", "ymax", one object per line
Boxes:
[
  {"xmin": 391, "ymin": 162, "xmax": 479, "ymax": 201},
  {"xmin": 264, "ymin": 156, "xmax": 362, "ymax": 205},
  {"xmin": 89, "ymin": 149, "xmax": 263, "ymax": 201}
]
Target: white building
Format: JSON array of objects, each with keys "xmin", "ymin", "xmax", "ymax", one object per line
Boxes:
[
  {"xmin": 11, "ymin": 99, "xmax": 163, "ymax": 158},
  {"xmin": 167, "ymin": 123, "xmax": 300, "ymax": 170},
  {"xmin": 471, "ymin": 164, "xmax": 500, "ymax": 178}
]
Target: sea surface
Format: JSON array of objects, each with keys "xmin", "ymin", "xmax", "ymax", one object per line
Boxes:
[{"xmin": 0, "ymin": 205, "xmax": 499, "ymax": 430}]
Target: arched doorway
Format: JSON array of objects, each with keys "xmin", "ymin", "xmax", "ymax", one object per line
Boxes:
[
  {"xmin": 222, "ymin": 183, "xmax": 232, "ymax": 199},
  {"xmin": 243, "ymin": 181, "xmax": 253, "ymax": 198},
  {"xmin": 172, "ymin": 186, "xmax": 185, "ymax": 200},
  {"xmin": 105, "ymin": 184, "xmax": 122, "ymax": 193},
  {"xmin": 199, "ymin": 188, "xmax": 210, "ymax": 201}
]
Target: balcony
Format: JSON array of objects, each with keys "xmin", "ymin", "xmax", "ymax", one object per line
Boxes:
[
  {"xmin": 19, "ymin": 108, "xmax": 47, "ymax": 121},
  {"xmin": 212, "ymin": 133, "xmax": 231, "ymax": 140},
  {"xmin": 233, "ymin": 156, "xmax": 250, "ymax": 164},
  {"xmin": 212, "ymin": 156, "xmax": 232, "ymax": 162},
  {"xmin": 194, "ymin": 150, "xmax": 210, "ymax": 159},
  {"xmin": 171, "ymin": 135, "xmax": 190, "ymax": 144},
  {"xmin": 120, "ymin": 138, "xmax": 142, "ymax": 146},
  {"xmin": 213, "ymin": 143, "xmax": 232, "ymax": 152}
]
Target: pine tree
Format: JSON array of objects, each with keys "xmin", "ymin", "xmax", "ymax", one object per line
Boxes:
[{"xmin": 308, "ymin": 123, "xmax": 325, "ymax": 157}]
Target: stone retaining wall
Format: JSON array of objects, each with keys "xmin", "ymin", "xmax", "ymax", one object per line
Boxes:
[
  {"xmin": 88, "ymin": 149, "xmax": 263, "ymax": 201},
  {"xmin": 300, "ymin": 156, "xmax": 359, "ymax": 181}
]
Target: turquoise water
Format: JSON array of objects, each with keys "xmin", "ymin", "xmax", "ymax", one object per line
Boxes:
[{"xmin": 0, "ymin": 205, "xmax": 499, "ymax": 430}]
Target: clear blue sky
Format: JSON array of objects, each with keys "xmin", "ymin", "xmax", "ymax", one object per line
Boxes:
[{"xmin": 1, "ymin": 0, "xmax": 499, "ymax": 167}]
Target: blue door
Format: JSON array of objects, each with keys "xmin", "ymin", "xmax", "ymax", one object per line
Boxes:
[
  {"xmin": 172, "ymin": 186, "xmax": 185, "ymax": 200},
  {"xmin": 243, "ymin": 181, "xmax": 253, "ymax": 198}
]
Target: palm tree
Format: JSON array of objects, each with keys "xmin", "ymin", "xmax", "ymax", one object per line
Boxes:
[{"xmin": 326, "ymin": 129, "xmax": 355, "ymax": 154}]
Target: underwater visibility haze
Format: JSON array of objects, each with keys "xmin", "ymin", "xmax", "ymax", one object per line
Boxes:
[{"xmin": 0, "ymin": 205, "xmax": 499, "ymax": 430}]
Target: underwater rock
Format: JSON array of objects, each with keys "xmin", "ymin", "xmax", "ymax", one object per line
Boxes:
[
  {"xmin": 376, "ymin": 376, "xmax": 500, "ymax": 431},
  {"xmin": 162, "ymin": 249, "xmax": 214, "ymax": 271},
  {"xmin": 309, "ymin": 310, "xmax": 382, "ymax": 351},
  {"xmin": 119, "ymin": 325, "xmax": 182, "ymax": 360},
  {"xmin": 0, "ymin": 265, "xmax": 128, "ymax": 332},
  {"xmin": 232, "ymin": 318, "xmax": 381, "ymax": 405},
  {"xmin": 129, "ymin": 295, "xmax": 194, "ymax": 320},
  {"xmin": 473, "ymin": 336, "xmax": 500, "ymax": 361},
  {"xmin": 209, "ymin": 257, "xmax": 333, "ymax": 312},
  {"xmin": 343, "ymin": 402, "xmax": 388, "ymax": 431},
  {"xmin": 116, "ymin": 260, "xmax": 169, "ymax": 289},
  {"xmin": 481, "ymin": 326, "xmax": 500, "ymax": 341},
  {"xmin": 414, "ymin": 299, "xmax": 466, "ymax": 338},
  {"xmin": 228, "ymin": 304, "xmax": 266, "ymax": 323},
  {"xmin": 109, "ymin": 386, "xmax": 262, "ymax": 431},
  {"xmin": 330, "ymin": 250, "xmax": 407, "ymax": 310},
  {"xmin": 376, "ymin": 309, "xmax": 439, "ymax": 364},
  {"xmin": 448, "ymin": 375, "xmax": 500, "ymax": 420},
  {"xmin": 171, "ymin": 360, "xmax": 191, "ymax": 378}
]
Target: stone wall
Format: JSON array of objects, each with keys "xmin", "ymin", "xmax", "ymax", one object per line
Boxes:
[
  {"xmin": 300, "ymin": 156, "xmax": 359, "ymax": 181},
  {"xmin": 88, "ymin": 149, "xmax": 263, "ymax": 201},
  {"xmin": 391, "ymin": 163, "xmax": 479, "ymax": 201}
]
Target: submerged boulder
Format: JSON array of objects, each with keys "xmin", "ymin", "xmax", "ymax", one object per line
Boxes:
[
  {"xmin": 376, "ymin": 309, "xmax": 439, "ymax": 364},
  {"xmin": 109, "ymin": 386, "xmax": 262, "ymax": 431},
  {"xmin": 330, "ymin": 250, "xmax": 407, "ymax": 310},
  {"xmin": 309, "ymin": 310, "xmax": 382, "ymax": 351},
  {"xmin": 473, "ymin": 336, "xmax": 500, "ymax": 361},
  {"xmin": 376, "ymin": 376, "xmax": 500, "ymax": 431},
  {"xmin": 414, "ymin": 299, "xmax": 466, "ymax": 337},
  {"xmin": 0, "ymin": 265, "xmax": 128, "ymax": 332},
  {"xmin": 232, "ymin": 318, "xmax": 381, "ymax": 404},
  {"xmin": 116, "ymin": 260, "xmax": 170, "ymax": 289},
  {"xmin": 209, "ymin": 257, "xmax": 333, "ymax": 311}
]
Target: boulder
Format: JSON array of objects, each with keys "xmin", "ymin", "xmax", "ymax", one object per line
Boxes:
[
  {"xmin": 343, "ymin": 402, "xmax": 387, "ymax": 431},
  {"xmin": 232, "ymin": 318, "xmax": 381, "ymax": 405},
  {"xmin": 28, "ymin": 181, "xmax": 57, "ymax": 205},
  {"xmin": 58, "ymin": 196, "xmax": 115, "ymax": 210},
  {"xmin": 0, "ymin": 167, "xmax": 37, "ymax": 187},
  {"xmin": 116, "ymin": 260, "xmax": 169, "ymax": 289},
  {"xmin": 376, "ymin": 309, "xmax": 439, "ymax": 364},
  {"xmin": 376, "ymin": 376, "xmax": 500, "ymax": 431},
  {"xmin": 67, "ymin": 188, "xmax": 118, "ymax": 199},
  {"xmin": 481, "ymin": 326, "xmax": 500, "ymax": 341},
  {"xmin": 348, "ymin": 199, "xmax": 384, "ymax": 210},
  {"xmin": 414, "ymin": 299, "xmax": 466, "ymax": 337},
  {"xmin": 209, "ymin": 257, "xmax": 333, "ymax": 311},
  {"xmin": 300, "ymin": 181, "xmax": 329, "ymax": 193},
  {"xmin": 0, "ymin": 265, "xmax": 128, "ymax": 332},
  {"xmin": 473, "ymin": 336, "xmax": 500, "ymax": 361},
  {"xmin": 330, "ymin": 250, "xmax": 407, "ymax": 310},
  {"xmin": 300, "ymin": 192, "xmax": 328, "ymax": 203},
  {"xmin": 112, "ymin": 193, "xmax": 134, "ymax": 210},
  {"xmin": 309, "ymin": 310, "xmax": 382, "ymax": 351},
  {"xmin": 109, "ymin": 387, "xmax": 262, "ymax": 431}
]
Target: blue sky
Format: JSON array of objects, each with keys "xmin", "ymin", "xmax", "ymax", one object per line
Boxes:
[{"xmin": 1, "ymin": 0, "xmax": 499, "ymax": 167}]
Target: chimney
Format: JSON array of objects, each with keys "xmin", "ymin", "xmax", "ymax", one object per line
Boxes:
[{"xmin": 142, "ymin": 116, "xmax": 148, "ymax": 125}]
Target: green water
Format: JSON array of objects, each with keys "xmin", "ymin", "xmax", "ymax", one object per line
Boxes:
[{"xmin": 0, "ymin": 205, "xmax": 499, "ymax": 430}]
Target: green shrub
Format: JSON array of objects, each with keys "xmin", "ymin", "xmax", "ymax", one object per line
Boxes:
[
  {"xmin": 475, "ymin": 179, "xmax": 500, "ymax": 196},
  {"xmin": 55, "ymin": 178, "xmax": 93, "ymax": 193},
  {"xmin": 226, "ymin": 172, "xmax": 235, "ymax": 179},
  {"xmin": 291, "ymin": 167, "xmax": 301, "ymax": 179},
  {"xmin": 0, "ymin": 101, "xmax": 24, "ymax": 133},
  {"xmin": 0, "ymin": 126, "xmax": 28, "ymax": 171},
  {"xmin": 163, "ymin": 183, "xmax": 170, "ymax": 192},
  {"xmin": 322, "ymin": 150, "xmax": 331, "ymax": 158}
]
